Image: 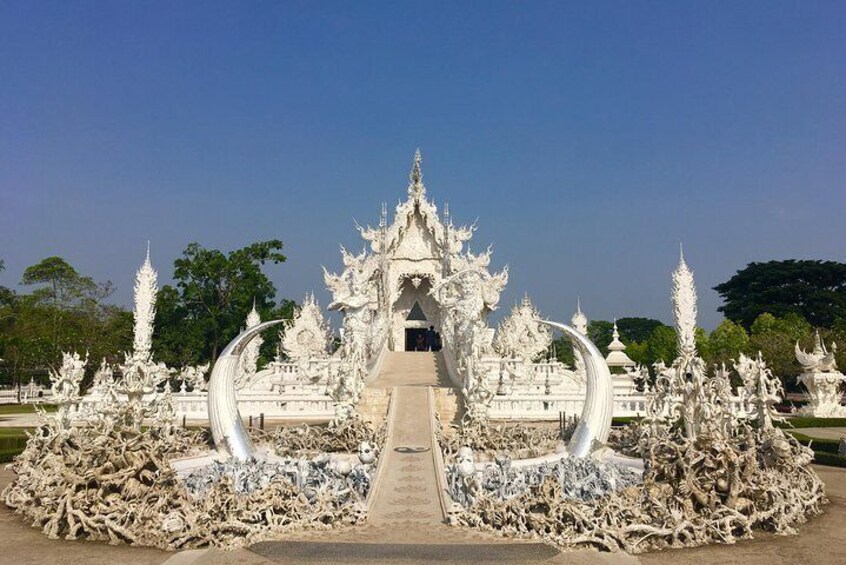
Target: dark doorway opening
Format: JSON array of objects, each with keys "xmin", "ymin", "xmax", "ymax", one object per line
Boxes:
[{"xmin": 405, "ymin": 328, "xmax": 427, "ymax": 351}]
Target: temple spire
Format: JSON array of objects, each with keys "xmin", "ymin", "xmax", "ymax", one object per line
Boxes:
[
  {"xmin": 571, "ymin": 298, "xmax": 588, "ymax": 336},
  {"xmin": 133, "ymin": 243, "xmax": 158, "ymax": 360},
  {"xmin": 407, "ymin": 148, "xmax": 426, "ymax": 200},
  {"xmin": 672, "ymin": 246, "xmax": 698, "ymax": 357}
]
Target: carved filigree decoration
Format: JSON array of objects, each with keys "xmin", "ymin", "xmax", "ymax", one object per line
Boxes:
[
  {"xmin": 236, "ymin": 302, "xmax": 263, "ymax": 389},
  {"xmin": 795, "ymin": 329, "xmax": 838, "ymax": 373},
  {"xmin": 493, "ymin": 295, "xmax": 552, "ymax": 362},
  {"xmin": 49, "ymin": 351, "xmax": 87, "ymax": 429},
  {"xmin": 281, "ymin": 293, "xmax": 332, "ymax": 362},
  {"xmin": 735, "ymin": 352, "xmax": 784, "ymax": 429},
  {"xmin": 132, "ymin": 243, "xmax": 157, "ymax": 360}
]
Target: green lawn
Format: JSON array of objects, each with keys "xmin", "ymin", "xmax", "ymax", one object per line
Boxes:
[
  {"xmin": 787, "ymin": 430, "xmax": 846, "ymax": 468},
  {"xmin": 0, "ymin": 403, "xmax": 57, "ymax": 415},
  {"xmin": 778, "ymin": 416, "xmax": 846, "ymax": 429},
  {"xmin": 0, "ymin": 427, "xmax": 32, "ymax": 463}
]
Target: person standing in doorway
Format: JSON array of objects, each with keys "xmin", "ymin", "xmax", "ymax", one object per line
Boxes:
[{"xmin": 425, "ymin": 326, "xmax": 437, "ymax": 351}]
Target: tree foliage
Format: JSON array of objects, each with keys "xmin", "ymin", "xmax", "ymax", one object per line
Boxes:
[
  {"xmin": 706, "ymin": 319, "xmax": 750, "ymax": 367},
  {"xmin": 0, "ymin": 257, "xmax": 131, "ymax": 390},
  {"xmin": 748, "ymin": 312, "xmax": 814, "ymax": 388},
  {"xmin": 616, "ymin": 318, "xmax": 666, "ymax": 344},
  {"xmin": 714, "ymin": 260, "xmax": 846, "ymax": 329},
  {"xmin": 152, "ymin": 240, "xmax": 288, "ymax": 366}
]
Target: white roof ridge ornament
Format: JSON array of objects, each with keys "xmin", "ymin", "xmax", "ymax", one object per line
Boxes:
[{"xmin": 407, "ymin": 148, "xmax": 426, "ymax": 200}]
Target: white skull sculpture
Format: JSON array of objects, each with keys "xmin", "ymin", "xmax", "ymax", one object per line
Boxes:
[
  {"xmin": 456, "ymin": 446, "xmax": 476, "ymax": 477},
  {"xmin": 358, "ymin": 441, "xmax": 376, "ymax": 465}
]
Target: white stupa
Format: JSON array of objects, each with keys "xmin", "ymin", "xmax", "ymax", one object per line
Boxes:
[{"xmin": 605, "ymin": 321, "xmax": 635, "ymax": 369}]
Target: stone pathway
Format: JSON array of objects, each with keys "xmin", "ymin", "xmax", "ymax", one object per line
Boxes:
[
  {"xmin": 368, "ymin": 385, "xmax": 445, "ymax": 527},
  {"xmin": 368, "ymin": 352, "xmax": 451, "ymax": 389}
]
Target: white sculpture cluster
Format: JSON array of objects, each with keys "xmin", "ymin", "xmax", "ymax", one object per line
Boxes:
[
  {"xmin": 4, "ymin": 373, "xmax": 381, "ymax": 549},
  {"xmin": 280, "ymin": 292, "xmax": 332, "ymax": 362},
  {"xmin": 49, "ymin": 351, "xmax": 88, "ymax": 429},
  {"xmin": 1, "ymin": 153, "xmax": 832, "ymax": 556},
  {"xmin": 494, "ymin": 296, "xmax": 552, "ymax": 362},
  {"xmin": 795, "ymin": 330, "xmax": 846, "ymax": 416},
  {"xmin": 647, "ymin": 250, "xmax": 735, "ymax": 441},
  {"xmin": 445, "ymin": 251, "xmax": 827, "ymax": 553},
  {"xmin": 79, "ymin": 247, "xmax": 207, "ymax": 418},
  {"xmin": 235, "ymin": 301, "xmax": 263, "ymax": 389},
  {"xmin": 133, "ymin": 243, "xmax": 157, "ymax": 359}
]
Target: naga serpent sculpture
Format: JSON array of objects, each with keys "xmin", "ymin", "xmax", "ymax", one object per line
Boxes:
[
  {"xmin": 208, "ymin": 319, "xmax": 283, "ymax": 461},
  {"xmin": 538, "ymin": 319, "xmax": 614, "ymax": 458}
]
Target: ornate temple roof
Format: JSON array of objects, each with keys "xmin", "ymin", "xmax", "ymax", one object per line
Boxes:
[{"xmin": 355, "ymin": 150, "xmax": 476, "ymax": 258}]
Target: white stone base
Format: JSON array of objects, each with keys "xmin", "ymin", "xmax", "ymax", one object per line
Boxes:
[{"xmin": 797, "ymin": 371, "xmax": 846, "ymax": 417}]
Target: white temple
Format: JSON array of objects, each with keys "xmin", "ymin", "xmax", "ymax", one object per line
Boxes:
[{"xmin": 87, "ymin": 152, "xmax": 764, "ymax": 423}]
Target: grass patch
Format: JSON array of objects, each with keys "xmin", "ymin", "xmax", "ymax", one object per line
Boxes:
[
  {"xmin": 612, "ymin": 417, "xmax": 642, "ymax": 426},
  {"xmin": 788, "ymin": 431, "xmax": 841, "ymax": 454},
  {"xmin": 0, "ymin": 448, "xmax": 22, "ymax": 463},
  {"xmin": 0, "ymin": 403, "xmax": 57, "ymax": 415},
  {"xmin": 787, "ymin": 430, "xmax": 845, "ymax": 466},
  {"xmin": 777, "ymin": 417, "xmax": 846, "ymax": 429},
  {"xmin": 0, "ymin": 427, "xmax": 32, "ymax": 463},
  {"xmin": 813, "ymin": 452, "xmax": 846, "ymax": 468}
]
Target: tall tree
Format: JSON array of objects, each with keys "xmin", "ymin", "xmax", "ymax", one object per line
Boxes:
[
  {"xmin": 749, "ymin": 312, "xmax": 813, "ymax": 387},
  {"xmin": 20, "ymin": 256, "xmax": 116, "ymax": 359},
  {"xmin": 705, "ymin": 319, "xmax": 750, "ymax": 367},
  {"xmin": 0, "ymin": 259, "xmax": 13, "ymax": 305},
  {"xmin": 616, "ymin": 317, "xmax": 666, "ymax": 344},
  {"xmin": 587, "ymin": 320, "xmax": 614, "ymax": 356},
  {"xmin": 154, "ymin": 240, "xmax": 288, "ymax": 365},
  {"xmin": 646, "ymin": 325, "xmax": 678, "ymax": 366},
  {"xmin": 714, "ymin": 260, "xmax": 846, "ymax": 329},
  {"xmin": 1, "ymin": 258, "xmax": 130, "ymax": 390}
]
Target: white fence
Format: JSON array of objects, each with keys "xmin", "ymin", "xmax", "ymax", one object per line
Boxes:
[
  {"xmin": 489, "ymin": 393, "xmax": 752, "ymax": 420},
  {"xmin": 0, "ymin": 385, "xmax": 53, "ymax": 405}
]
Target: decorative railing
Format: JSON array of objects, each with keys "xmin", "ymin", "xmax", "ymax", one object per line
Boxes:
[{"xmin": 489, "ymin": 393, "xmax": 752, "ymax": 420}]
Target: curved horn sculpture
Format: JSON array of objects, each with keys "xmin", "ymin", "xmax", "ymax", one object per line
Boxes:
[
  {"xmin": 208, "ymin": 319, "xmax": 283, "ymax": 461},
  {"xmin": 538, "ymin": 320, "xmax": 614, "ymax": 458}
]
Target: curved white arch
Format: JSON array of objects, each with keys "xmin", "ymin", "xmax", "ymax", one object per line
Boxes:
[
  {"xmin": 208, "ymin": 320, "xmax": 283, "ymax": 461},
  {"xmin": 538, "ymin": 320, "xmax": 614, "ymax": 458}
]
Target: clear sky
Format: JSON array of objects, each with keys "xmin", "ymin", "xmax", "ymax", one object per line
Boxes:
[{"xmin": 1, "ymin": 1, "xmax": 844, "ymax": 329}]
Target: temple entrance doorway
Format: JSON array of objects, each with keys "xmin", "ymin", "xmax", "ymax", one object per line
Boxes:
[
  {"xmin": 391, "ymin": 277, "xmax": 441, "ymax": 351},
  {"xmin": 405, "ymin": 328, "xmax": 428, "ymax": 351}
]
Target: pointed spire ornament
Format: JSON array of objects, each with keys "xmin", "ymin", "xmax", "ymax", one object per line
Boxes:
[
  {"xmin": 571, "ymin": 298, "xmax": 588, "ymax": 336},
  {"xmin": 407, "ymin": 148, "xmax": 426, "ymax": 200},
  {"xmin": 237, "ymin": 300, "xmax": 263, "ymax": 387},
  {"xmin": 132, "ymin": 243, "xmax": 158, "ymax": 360},
  {"xmin": 672, "ymin": 246, "xmax": 698, "ymax": 357}
]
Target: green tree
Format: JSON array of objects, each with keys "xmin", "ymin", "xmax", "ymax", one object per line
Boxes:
[
  {"xmin": 626, "ymin": 341, "xmax": 649, "ymax": 366},
  {"xmin": 551, "ymin": 336, "xmax": 576, "ymax": 367},
  {"xmin": 749, "ymin": 312, "xmax": 813, "ymax": 389},
  {"xmin": 0, "ymin": 258, "xmax": 130, "ymax": 391},
  {"xmin": 714, "ymin": 260, "xmax": 846, "ymax": 329},
  {"xmin": 705, "ymin": 319, "xmax": 750, "ymax": 367},
  {"xmin": 587, "ymin": 320, "xmax": 614, "ymax": 356},
  {"xmin": 19, "ymin": 256, "xmax": 115, "ymax": 359},
  {"xmin": 153, "ymin": 240, "xmax": 288, "ymax": 365},
  {"xmin": 0, "ymin": 259, "xmax": 13, "ymax": 305},
  {"xmin": 616, "ymin": 318, "xmax": 666, "ymax": 344},
  {"xmin": 647, "ymin": 325, "xmax": 677, "ymax": 366}
]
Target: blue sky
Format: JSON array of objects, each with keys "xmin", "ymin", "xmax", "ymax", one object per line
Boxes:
[{"xmin": 1, "ymin": 1, "xmax": 844, "ymax": 329}]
